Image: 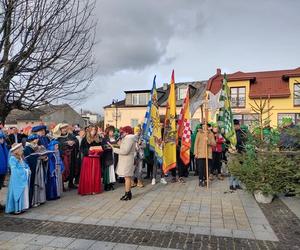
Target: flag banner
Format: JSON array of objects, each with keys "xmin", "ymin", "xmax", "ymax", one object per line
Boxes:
[
  {"xmin": 208, "ymin": 90, "xmax": 222, "ymax": 119},
  {"xmin": 217, "ymin": 74, "xmax": 237, "ymax": 146},
  {"xmin": 163, "ymin": 70, "xmax": 177, "ymax": 173},
  {"xmin": 178, "ymin": 88, "xmax": 191, "ymax": 165},
  {"xmin": 149, "ymin": 76, "xmax": 163, "ymax": 162},
  {"xmin": 142, "ymin": 85, "xmax": 153, "ymax": 143},
  {"xmin": 189, "ymin": 84, "xmax": 206, "ymax": 117}
]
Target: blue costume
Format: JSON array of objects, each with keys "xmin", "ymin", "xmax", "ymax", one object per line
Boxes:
[
  {"xmin": 5, "ymin": 156, "xmax": 30, "ymax": 214},
  {"xmin": 46, "ymin": 140, "xmax": 64, "ymax": 200},
  {"xmin": 32, "ymin": 125, "xmax": 50, "ymax": 148},
  {"xmin": 0, "ymin": 132, "xmax": 9, "ymax": 189}
]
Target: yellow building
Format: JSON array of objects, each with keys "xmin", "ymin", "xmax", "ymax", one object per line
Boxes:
[
  {"xmin": 103, "ymin": 82, "xmax": 206, "ymax": 129},
  {"xmin": 207, "ymin": 68, "xmax": 300, "ymax": 127}
]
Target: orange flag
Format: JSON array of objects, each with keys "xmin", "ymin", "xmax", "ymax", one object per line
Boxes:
[{"xmin": 178, "ymin": 88, "xmax": 191, "ymax": 165}]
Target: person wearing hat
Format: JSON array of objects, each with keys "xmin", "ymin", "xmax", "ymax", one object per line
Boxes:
[
  {"xmin": 0, "ymin": 131, "xmax": 9, "ymax": 210},
  {"xmin": 47, "ymin": 140, "xmax": 64, "ymax": 200},
  {"xmin": 54, "ymin": 123, "xmax": 79, "ymax": 190},
  {"xmin": 5, "ymin": 143, "xmax": 30, "ymax": 214},
  {"xmin": 32, "ymin": 125, "xmax": 50, "ymax": 148},
  {"xmin": 212, "ymin": 125, "xmax": 225, "ymax": 181},
  {"xmin": 132, "ymin": 125, "xmax": 145, "ymax": 188},
  {"xmin": 111, "ymin": 126, "xmax": 137, "ymax": 201},
  {"xmin": 24, "ymin": 134, "xmax": 48, "ymax": 207},
  {"xmin": 234, "ymin": 119, "xmax": 246, "ymax": 154}
]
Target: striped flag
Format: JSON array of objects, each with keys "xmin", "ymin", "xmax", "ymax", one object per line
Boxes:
[
  {"xmin": 217, "ymin": 74, "xmax": 237, "ymax": 146},
  {"xmin": 163, "ymin": 70, "xmax": 177, "ymax": 173},
  {"xmin": 177, "ymin": 88, "xmax": 191, "ymax": 165}
]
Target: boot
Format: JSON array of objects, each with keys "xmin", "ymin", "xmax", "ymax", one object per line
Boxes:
[
  {"xmin": 109, "ymin": 183, "xmax": 115, "ymax": 190},
  {"xmin": 131, "ymin": 179, "xmax": 137, "ymax": 188},
  {"xmin": 217, "ymin": 174, "xmax": 224, "ymax": 180},
  {"xmin": 120, "ymin": 191, "xmax": 132, "ymax": 201},
  {"xmin": 137, "ymin": 180, "xmax": 144, "ymax": 188}
]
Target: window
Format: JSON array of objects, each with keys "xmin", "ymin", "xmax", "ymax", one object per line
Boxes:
[
  {"xmin": 131, "ymin": 119, "xmax": 139, "ymax": 127},
  {"xmin": 230, "ymin": 87, "xmax": 246, "ymax": 108},
  {"xmin": 233, "ymin": 114, "xmax": 259, "ymax": 127},
  {"xmin": 131, "ymin": 93, "xmax": 149, "ymax": 105},
  {"xmin": 177, "ymin": 87, "xmax": 187, "ymax": 100},
  {"xmin": 278, "ymin": 113, "xmax": 300, "ymax": 125},
  {"xmin": 294, "ymin": 83, "xmax": 300, "ymax": 106}
]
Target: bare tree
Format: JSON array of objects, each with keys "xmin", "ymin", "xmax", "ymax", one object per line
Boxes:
[{"xmin": 0, "ymin": 0, "xmax": 96, "ymax": 125}]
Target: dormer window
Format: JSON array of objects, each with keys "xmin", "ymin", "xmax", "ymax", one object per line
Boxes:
[
  {"xmin": 177, "ymin": 87, "xmax": 187, "ymax": 100},
  {"xmin": 131, "ymin": 93, "xmax": 149, "ymax": 105}
]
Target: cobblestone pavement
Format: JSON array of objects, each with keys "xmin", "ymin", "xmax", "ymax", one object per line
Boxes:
[{"xmin": 0, "ymin": 177, "xmax": 299, "ymax": 249}]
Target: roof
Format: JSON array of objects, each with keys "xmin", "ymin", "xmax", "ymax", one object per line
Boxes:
[
  {"xmin": 103, "ymin": 81, "xmax": 207, "ymax": 109},
  {"xmin": 5, "ymin": 104, "xmax": 73, "ymax": 124},
  {"xmin": 207, "ymin": 67, "xmax": 300, "ymax": 99}
]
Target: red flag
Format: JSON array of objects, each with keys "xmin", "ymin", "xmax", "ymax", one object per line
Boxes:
[{"xmin": 178, "ymin": 89, "xmax": 191, "ymax": 165}]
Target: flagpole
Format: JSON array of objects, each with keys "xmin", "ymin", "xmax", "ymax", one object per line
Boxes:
[{"xmin": 204, "ymin": 91, "xmax": 209, "ymax": 189}]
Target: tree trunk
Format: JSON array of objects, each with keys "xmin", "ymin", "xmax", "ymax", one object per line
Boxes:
[{"xmin": 0, "ymin": 107, "xmax": 11, "ymax": 126}]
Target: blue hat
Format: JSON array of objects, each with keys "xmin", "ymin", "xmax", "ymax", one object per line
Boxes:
[
  {"xmin": 32, "ymin": 125, "xmax": 47, "ymax": 133},
  {"xmin": 48, "ymin": 140, "xmax": 59, "ymax": 147},
  {"xmin": 27, "ymin": 134, "xmax": 39, "ymax": 141},
  {"xmin": 0, "ymin": 131, "xmax": 5, "ymax": 139}
]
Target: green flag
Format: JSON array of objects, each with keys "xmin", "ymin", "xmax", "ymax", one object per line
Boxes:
[{"xmin": 217, "ymin": 74, "xmax": 237, "ymax": 146}]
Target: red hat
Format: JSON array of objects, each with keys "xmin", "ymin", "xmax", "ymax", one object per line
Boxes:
[{"xmin": 120, "ymin": 126, "xmax": 133, "ymax": 135}]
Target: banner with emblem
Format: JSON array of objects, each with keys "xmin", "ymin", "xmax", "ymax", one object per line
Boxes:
[
  {"xmin": 177, "ymin": 88, "xmax": 191, "ymax": 165},
  {"xmin": 163, "ymin": 70, "xmax": 177, "ymax": 173}
]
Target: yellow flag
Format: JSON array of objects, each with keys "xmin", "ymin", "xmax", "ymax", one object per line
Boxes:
[
  {"xmin": 149, "ymin": 76, "xmax": 163, "ymax": 162},
  {"xmin": 163, "ymin": 70, "xmax": 177, "ymax": 173}
]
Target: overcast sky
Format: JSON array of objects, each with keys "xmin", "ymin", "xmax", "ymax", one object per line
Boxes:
[{"xmin": 79, "ymin": 0, "xmax": 300, "ymax": 114}]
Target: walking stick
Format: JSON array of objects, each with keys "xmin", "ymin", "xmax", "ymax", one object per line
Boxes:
[{"xmin": 204, "ymin": 92, "xmax": 209, "ymax": 189}]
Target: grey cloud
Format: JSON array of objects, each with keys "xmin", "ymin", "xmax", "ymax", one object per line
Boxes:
[{"xmin": 94, "ymin": 0, "xmax": 206, "ymax": 75}]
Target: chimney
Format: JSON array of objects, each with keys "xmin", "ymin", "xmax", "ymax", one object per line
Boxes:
[
  {"xmin": 163, "ymin": 83, "xmax": 168, "ymax": 91},
  {"xmin": 216, "ymin": 68, "xmax": 221, "ymax": 75}
]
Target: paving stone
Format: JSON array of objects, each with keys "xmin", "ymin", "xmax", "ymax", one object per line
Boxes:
[
  {"xmin": 47, "ymin": 236, "xmax": 75, "ymax": 248},
  {"xmin": 68, "ymin": 239, "xmax": 96, "ymax": 249},
  {"xmin": 89, "ymin": 241, "xmax": 116, "ymax": 250},
  {"xmin": 9, "ymin": 233, "xmax": 37, "ymax": 243},
  {"xmin": 29, "ymin": 235, "xmax": 58, "ymax": 246}
]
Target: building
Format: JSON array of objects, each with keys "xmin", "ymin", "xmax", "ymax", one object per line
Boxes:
[
  {"xmin": 104, "ymin": 81, "xmax": 207, "ymax": 129},
  {"xmin": 207, "ymin": 67, "xmax": 300, "ymax": 127},
  {"xmin": 5, "ymin": 104, "xmax": 85, "ymax": 129},
  {"xmin": 81, "ymin": 111, "xmax": 102, "ymax": 126}
]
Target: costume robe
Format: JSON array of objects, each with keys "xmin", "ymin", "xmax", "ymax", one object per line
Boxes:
[
  {"xmin": 5, "ymin": 156, "xmax": 30, "ymax": 214},
  {"xmin": 78, "ymin": 137, "xmax": 102, "ymax": 195},
  {"xmin": 0, "ymin": 142, "xmax": 9, "ymax": 189}
]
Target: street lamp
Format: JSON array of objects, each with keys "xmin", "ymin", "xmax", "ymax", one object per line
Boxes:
[{"xmin": 111, "ymin": 99, "xmax": 119, "ymax": 128}]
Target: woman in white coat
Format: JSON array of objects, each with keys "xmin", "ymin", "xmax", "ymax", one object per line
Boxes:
[{"xmin": 112, "ymin": 126, "xmax": 136, "ymax": 201}]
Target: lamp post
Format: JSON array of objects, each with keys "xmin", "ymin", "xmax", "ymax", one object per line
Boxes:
[{"xmin": 111, "ymin": 99, "xmax": 118, "ymax": 128}]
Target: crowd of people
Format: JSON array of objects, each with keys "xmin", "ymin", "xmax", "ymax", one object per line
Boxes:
[{"xmin": 0, "ymin": 119, "xmax": 248, "ymax": 214}]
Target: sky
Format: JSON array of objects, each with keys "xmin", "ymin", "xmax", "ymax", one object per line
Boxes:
[{"xmin": 79, "ymin": 0, "xmax": 300, "ymax": 114}]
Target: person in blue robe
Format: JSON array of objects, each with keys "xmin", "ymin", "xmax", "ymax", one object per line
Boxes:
[
  {"xmin": 0, "ymin": 131, "xmax": 9, "ymax": 210},
  {"xmin": 46, "ymin": 140, "xmax": 64, "ymax": 200},
  {"xmin": 5, "ymin": 143, "xmax": 30, "ymax": 214},
  {"xmin": 32, "ymin": 125, "xmax": 50, "ymax": 148}
]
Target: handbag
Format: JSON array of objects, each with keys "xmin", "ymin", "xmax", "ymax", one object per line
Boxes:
[{"xmin": 109, "ymin": 164, "xmax": 116, "ymax": 183}]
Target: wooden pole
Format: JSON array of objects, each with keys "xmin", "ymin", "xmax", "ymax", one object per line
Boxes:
[{"xmin": 204, "ymin": 92, "xmax": 209, "ymax": 189}]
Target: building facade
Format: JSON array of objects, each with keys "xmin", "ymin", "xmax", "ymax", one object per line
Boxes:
[
  {"xmin": 104, "ymin": 82, "xmax": 206, "ymax": 129},
  {"xmin": 207, "ymin": 68, "xmax": 300, "ymax": 127}
]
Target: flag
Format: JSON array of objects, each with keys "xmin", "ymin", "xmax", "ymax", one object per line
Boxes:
[
  {"xmin": 217, "ymin": 74, "xmax": 237, "ymax": 146},
  {"xmin": 208, "ymin": 89, "xmax": 222, "ymax": 119},
  {"xmin": 149, "ymin": 76, "xmax": 163, "ymax": 162},
  {"xmin": 177, "ymin": 88, "xmax": 191, "ymax": 165},
  {"xmin": 189, "ymin": 84, "xmax": 206, "ymax": 117},
  {"xmin": 142, "ymin": 86, "xmax": 153, "ymax": 143},
  {"xmin": 163, "ymin": 70, "xmax": 177, "ymax": 173}
]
